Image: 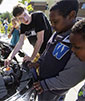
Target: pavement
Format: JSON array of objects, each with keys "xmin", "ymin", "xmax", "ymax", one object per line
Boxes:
[{"xmin": 0, "ymin": 33, "xmax": 85, "ymax": 101}]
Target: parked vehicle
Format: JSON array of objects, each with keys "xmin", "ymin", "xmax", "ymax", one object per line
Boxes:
[{"xmin": 0, "ymin": 41, "xmax": 38, "ymax": 101}]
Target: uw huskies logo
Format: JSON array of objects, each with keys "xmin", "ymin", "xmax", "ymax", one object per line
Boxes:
[{"xmin": 52, "ymin": 42, "xmax": 69, "ymax": 60}]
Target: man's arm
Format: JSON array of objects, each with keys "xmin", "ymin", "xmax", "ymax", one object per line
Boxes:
[
  {"xmin": 24, "ymin": 30, "xmax": 44, "ymax": 62},
  {"xmin": 5, "ymin": 34, "xmax": 25, "ymax": 66},
  {"xmin": 31, "ymin": 30, "xmax": 44, "ymax": 59}
]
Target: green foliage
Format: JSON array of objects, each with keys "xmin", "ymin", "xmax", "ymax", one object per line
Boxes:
[
  {"xmin": 18, "ymin": 0, "xmax": 34, "ymax": 12},
  {"xmin": 19, "ymin": 0, "xmax": 31, "ymax": 4},
  {"xmin": 18, "ymin": 0, "xmax": 25, "ymax": 4},
  {"xmin": 26, "ymin": 4, "xmax": 33, "ymax": 12},
  {"xmin": 0, "ymin": 20, "xmax": 12, "ymax": 34},
  {"xmin": 8, "ymin": 23, "xmax": 12, "ymax": 32},
  {"xmin": 0, "ymin": 12, "xmax": 12, "ymax": 23},
  {"xmin": 0, "ymin": 21, "xmax": 5, "ymax": 33},
  {"xmin": 78, "ymin": 91, "xmax": 83, "ymax": 96}
]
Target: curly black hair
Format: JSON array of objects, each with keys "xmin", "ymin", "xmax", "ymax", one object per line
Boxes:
[{"xmin": 71, "ymin": 18, "xmax": 85, "ymax": 40}]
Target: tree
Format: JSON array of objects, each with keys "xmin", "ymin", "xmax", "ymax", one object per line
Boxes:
[
  {"xmin": 0, "ymin": 12, "xmax": 12, "ymax": 23},
  {"xmin": 18, "ymin": 0, "xmax": 33, "ymax": 12}
]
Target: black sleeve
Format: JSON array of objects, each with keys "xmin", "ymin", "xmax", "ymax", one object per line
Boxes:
[{"xmin": 35, "ymin": 12, "xmax": 48, "ymax": 33}]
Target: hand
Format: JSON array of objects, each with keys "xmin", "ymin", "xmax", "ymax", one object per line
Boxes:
[
  {"xmin": 28, "ymin": 62, "xmax": 40, "ymax": 69},
  {"xmin": 4, "ymin": 58, "xmax": 11, "ymax": 67},
  {"xmin": 23, "ymin": 56, "xmax": 32, "ymax": 62},
  {"xmin": 8, "ymin": 34, "xmax": 11, "ymax": 38},
  {"xmin": 33, "ymin": 81, "xmax": 43, "ymax": 94}
]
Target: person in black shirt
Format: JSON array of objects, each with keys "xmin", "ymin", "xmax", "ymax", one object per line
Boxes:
[
  {"xmin": 4, "ymin": 4, "xmax": 52, "ymax": 65},
  {"xmin": 20, "ymin": 11, "xmax": 52, "ymax": 54}
]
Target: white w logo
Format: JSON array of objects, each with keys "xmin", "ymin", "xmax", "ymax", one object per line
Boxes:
[{"xmin": 53, "ymin": 42, "xmax": 69, "ymax": 60}]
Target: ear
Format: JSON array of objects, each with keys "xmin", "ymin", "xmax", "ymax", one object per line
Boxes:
[{"xmin": 67, "ymin": 10, "xmax": 76, "ymax": 20}]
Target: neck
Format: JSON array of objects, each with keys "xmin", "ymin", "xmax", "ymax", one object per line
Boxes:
[
  {"xmin": 61, "ymin": 20, "xmax": 76, "ymax": 33},
  {"xmin": 15, "ymin": 26, "xmax": 19, "ymax": 29},
  {"xmin": 29, "ymin": 14, "xmax": 32, "ymax": 24}
]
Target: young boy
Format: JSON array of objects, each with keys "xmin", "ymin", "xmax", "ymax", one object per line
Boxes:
[
  {"xmin": 70, "ymin": 18, "xmax": 85, "ymax": 101},
  {"xmin": 28, "ymin": 0, "xmax": 85, "ymax": 101},
  {"xmin": 5, "ymin": 4, "xmax": 52, "ymax": 65},
  {"xmin": 70, "ymin": 18, "xmax": 85, "ymax": 62}
]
